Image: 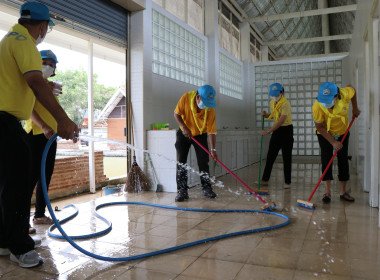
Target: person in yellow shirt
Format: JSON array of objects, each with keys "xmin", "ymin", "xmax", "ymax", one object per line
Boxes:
[
  {"xmin": 25, "ymin": 50, "xmax": 61, "ymax": 228},
  {"xmin": 260, "ymin": 83, "xmax": 294, "ymax": 189},
  {"xmin": 0, "ymin": 2, "xmax": 78, "ymax": 268},
  {"xmin": 174, "ymin": 85, "xmax": 218, "ymax": 202},
  {"xmin": 312, "ymin": 82, "xmax": 360, "ymax": 203}
]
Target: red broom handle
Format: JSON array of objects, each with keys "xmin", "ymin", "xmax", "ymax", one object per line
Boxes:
[
  {"xmin": 191, "ymin": 136, "xmax": 268, "ymax": 204},
  {"xmin": 308, "ymin": 117, "xmax": 356, "ymax": 202}
]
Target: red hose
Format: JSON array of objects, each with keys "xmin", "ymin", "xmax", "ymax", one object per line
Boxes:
[{"xmin": 191, "ymin": 136, "xmax": 268, "ymax": 204}]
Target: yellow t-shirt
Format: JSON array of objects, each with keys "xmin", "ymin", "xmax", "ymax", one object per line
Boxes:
[
  {"xmin": 312, "ymin": 87, "xmax": 355, "ymax": 136},
  {"xmin": 269, "ymin": 97, "xmax": 292, "ymax": 126},
  {"xmin": 0, "ymin": 24, "xmax": 42, "ymax": 120},
  {"xmin": 24, "ymin": 96, "xmax": 59, "ymax": 135},
  {"xmin": 174, "ymin": 91, "xmax": 217, "ymax": 137}
]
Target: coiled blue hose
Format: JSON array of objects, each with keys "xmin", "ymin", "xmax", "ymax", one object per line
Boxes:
[{"xmin": 41, "ymin": 133, "xmax": 290, "ymax": 262}]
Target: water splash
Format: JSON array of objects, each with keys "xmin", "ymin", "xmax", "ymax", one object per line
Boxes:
[{"xmin": 78, "ymin": 135, "xmax": 225, "ymax": 188}]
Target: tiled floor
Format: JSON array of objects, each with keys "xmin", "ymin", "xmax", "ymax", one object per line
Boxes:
[{"xmin": 0, "ymin": 159, "xmax": 379, "ymax": 280}]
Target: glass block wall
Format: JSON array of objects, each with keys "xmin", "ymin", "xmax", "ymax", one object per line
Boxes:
[
  {"xmin": 254, "ymin": 60, "xmax": 343, "ymax": 156},
  {"xmin": 152, "ymin": 9, "xmax": 206, "ymax": 87},
  {"xmin": 219, "ymin": 52, "xmax": 243, "ymax": 100}
]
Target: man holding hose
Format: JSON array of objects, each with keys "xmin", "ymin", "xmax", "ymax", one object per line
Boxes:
[
  {"xmin": 312, "ymin": 82, "xmax": 360, "ymax": 203},
  {"xmin": 173, "ymin": 85, "xmax": 218, "ymax": 202},
  {"xmin": 0, "ymin": 2, "xmax": 78, "ymax": 268}
]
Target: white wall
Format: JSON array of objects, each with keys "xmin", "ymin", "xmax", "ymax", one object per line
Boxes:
[
  {"xmin": 347, "ymin": 0, "xmax": 380, "ymax": 210},
  {"xmin": 130, "ymin": 0, "xmax": 259, "ymax": 169}
]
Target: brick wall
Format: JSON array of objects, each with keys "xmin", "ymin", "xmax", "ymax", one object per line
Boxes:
[
  {"xmin": 57, "ymin": 139, "xmax": 80, "ymax": 149},
  {"xmin": 32, "ymin": 151, "xmax": 108, "ymax": 201},
  {"xmin": 107, "ymin": 119, "xmax": 126, "ymax": 150}
]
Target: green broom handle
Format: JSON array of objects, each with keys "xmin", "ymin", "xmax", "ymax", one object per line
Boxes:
[{"xmin": 258, "ymin": 115, "xmax": 265, "ymax": 190}]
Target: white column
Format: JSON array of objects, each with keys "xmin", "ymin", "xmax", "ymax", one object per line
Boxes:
[
  {"xmin": 240, "ymin": 22, "xmax": 254, "ymax": 129},
  {"xmin": 318, "ymin": 0, "xmax": 330, "ymax": 54},
  {"xmin": 261, "ymin": 45, "xmax": 268, "ymax": 61},
  {"xmin": 363, "ymin": 40, "xmax": 371, "ymax": 193},
  {"xmin": 204, "ymin": 0, "xmax": 219, "ymax": 89},
  {"xmin": 88, "ymin": 40, "xmax": 96, "ymax": 193},
  {"xmin": 130, "ymin": 0, "xmax": 152, "ymax": 168},
  {"xmin": 370, "ymin": 18, "xmax": 379, "ymax": 207}
]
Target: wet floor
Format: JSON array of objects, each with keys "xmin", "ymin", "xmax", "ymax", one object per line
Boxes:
[{"xmin": 0, "ymin": 159, "xmax": 379, "ymax": 279}]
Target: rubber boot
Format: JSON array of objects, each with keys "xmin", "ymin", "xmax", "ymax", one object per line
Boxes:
[
  {"xmin": 202, "ymin": 186, "xmax": 216, "ymax": 198},
  {"xmin": 175, "ymin": 188, "xmax": 189, "ymax": 202}
]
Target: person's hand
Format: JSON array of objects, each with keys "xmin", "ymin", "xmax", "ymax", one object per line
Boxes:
[
  {"xmin": 260, "ymin": 130, "xmax": 270, "ymax": 136},
  {"xmin": 261, "ymin": 110, "xmax": 267, "ymax": 117},
  {"xmin": 182, "ymin": 126, "xmax": 192, "ymax": 138},
  {"xmin": 352, "ymin": 107, "xmax": 361, "ymax": 118},
  {"xmin": 57, "ymin": 117, "xmax": 79, "ymax": 142},
  {"xmin": 332, "ymin": 140, "xmax": 343, "ymax": 151},
  {"xmin": 42, "ymin": 126, "xmax": 55, "ymax": 139},
  {"xmin": 48, "ymin": 81, "xmax": 62, "ymax": 95},
  {"xmin": 210, "ymin": 151, "xmax": 218, "ymax": 161}
]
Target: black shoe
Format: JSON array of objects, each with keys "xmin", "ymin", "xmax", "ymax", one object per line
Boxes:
[
  {"xmin": 175, "ymin": 191, "xmax": 189, "ymax": 202},
  {"xmin": 202, "ymin": 188, "xmax": 217, "ymax": 198}
]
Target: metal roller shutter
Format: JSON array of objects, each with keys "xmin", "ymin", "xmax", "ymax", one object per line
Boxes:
[{"xmin": 0, "ymin": 0, "xmax": 128, "ymax": 47}]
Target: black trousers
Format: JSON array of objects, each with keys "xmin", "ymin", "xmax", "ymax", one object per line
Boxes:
[
  {"xmin": 317, "ymin": 132, "xmax": 350, "ymax": 181},
  {"xmin": 0, "ymin": 112, "xmax": 35, "ymax": 254},
  {"xmin": 29, "ymin": 133, "xmax": 57, "ymax": 218},
  {"xmin": 262, "ymin": 125, "xmax": 294, "ymax": 184},
  {"xmin": 175, "ymin": 130, "xmax": 211, "ymax": 191}
]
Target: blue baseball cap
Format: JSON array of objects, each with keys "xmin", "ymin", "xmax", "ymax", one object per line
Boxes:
[
  {"xmin": 318, "ymin": 82, "xmax": 338, "ymax": 103},
  {"xmin": 269, "ymin": 83, "xmax": 283, "ymax": 96},
  {"xmin": 20, "ymin": 2, "xmax": 55, "ymax": 26},
  {"xmin": 40, "ymin": 50, "xmax": 58, "ymax": 63},
  {"xmin": 198, "ymin": 85, "xmax": 216, "ymax": 108}
]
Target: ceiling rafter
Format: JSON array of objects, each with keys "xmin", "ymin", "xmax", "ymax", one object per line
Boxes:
[
  {"xmin": 243, "ymin": 4, "xmax": 357, "ymax": 23},
  {"xmin": 226, "ymin": 0, "xmax": 279, "ymax": 58},
  {"xmin": 227, "ymin": 0, "xmax": 357, "ymax": 59},
  {"xmin": 265, "ymin": 34, "xmax": 352, "ymax": 46}
]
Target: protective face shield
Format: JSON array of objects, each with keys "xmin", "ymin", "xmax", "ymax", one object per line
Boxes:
[
  {"xmin": 197, "ymin": 99, "xmax": 206, "ymax": 110},
  {"xmin": 42, "ymin": 65, "xmax": 54, "ymax": 79}
]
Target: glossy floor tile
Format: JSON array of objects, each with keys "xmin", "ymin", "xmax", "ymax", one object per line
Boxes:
[{"xmin": 0, "ymin": 159, "xmax": 379, "ymax": 280}]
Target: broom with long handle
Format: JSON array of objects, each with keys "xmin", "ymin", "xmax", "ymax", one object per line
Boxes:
[
  {"xmin": 297, "ymin": 116, "xmax": 356, "ymax": 209},
  {"xmin": 125, "ymin": 103, "xmax": 151, "ymax": 192},
  {"xmin": 191, "ymin": 136, "xmax": 276, "ymax": 211},
  {"xmin": 252, "ymin": 115, "xmax": 269, "ymax": 195}
]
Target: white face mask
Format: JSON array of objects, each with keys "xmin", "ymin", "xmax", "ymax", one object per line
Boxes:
[
  {"xmin": 271, "ymin": 95, "xmax": 281, "ymax": 102},
  {"xmin": 36, "ymin": 25, "xmax": 47, "ymax": 45},
  {"xmin": 321, "ymin": 101, "xmax": 335, "ymax": 109},
  {"xmin": 197, "ymin": 99, "xmax": 206, "ymax": 110},
  {"xmin": 42, "ymin": 65, "xmax": 54, "ymax": 79},
  {"xmin": 36, "ymin": 34, "xmax": 44, "ymax": 45}
]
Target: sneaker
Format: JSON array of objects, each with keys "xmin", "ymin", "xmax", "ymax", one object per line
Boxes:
[
  {"xmin": 29, "ymin": 225, "xmax": 36, "ymax": 235},
  {"xmin": 33, "ymin": 216, "xmax": 54, "ymax": 225},
  {"xmin": 284, "ymin": 184, "xmax": 291, "ymax": 189},
  {"xmin": 10, "ymin": 250, "xmax": 43, "ymax": 268},
  {"xmin": 175, "ymin": 190, "xmax": 189, "ymax": 202},
  {"xmin": 0, "ymin": 248, "xmax": 10, "ymax": 256},
  {"xmin": 202, "ymin": 188, "xmax": 217, "ymax": 198}
]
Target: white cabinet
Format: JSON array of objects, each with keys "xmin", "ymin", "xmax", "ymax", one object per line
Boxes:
[
  {"xmin": 147, "ymin": 130, "xmax": 202, "ymax": 192},
  {"xmin": 147, "ymin": 130, "xmax": 177, "ymax": 192}
]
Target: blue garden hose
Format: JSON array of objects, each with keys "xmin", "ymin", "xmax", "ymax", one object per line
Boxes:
[{"xmin": 41, "ymin": 133, "xmax": 290, "ymax": 262}]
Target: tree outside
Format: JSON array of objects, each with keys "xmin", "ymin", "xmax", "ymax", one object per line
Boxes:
[{"xmin": 53, "ymin": 68, "xmax": 117, "ymax": 125}]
